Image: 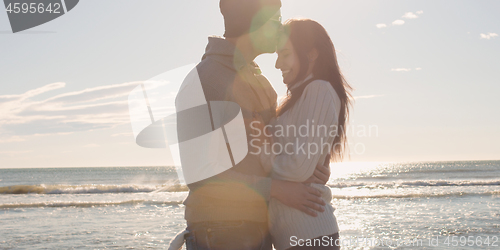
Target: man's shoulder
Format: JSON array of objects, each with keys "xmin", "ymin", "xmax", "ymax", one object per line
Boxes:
[
  {"xmin": 196, "ymin": 57, "xmax": 236, "ymax": 99},
  {"xmin": 197, "ymin": 56, "xmax": 235, "ymax": 75}
]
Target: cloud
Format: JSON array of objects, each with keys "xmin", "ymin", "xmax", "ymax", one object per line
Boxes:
[
  {"xmin": 0, "ymin": 150, "xmax": 33, "ymax": 156},
  {"xmin": 392, "ymin": 20, "xmax": 405, "ymax": 26},
  {"xmin": 354, "ymin": 95, "xmax": 384, "ymax": 100},
  {"xmin": 402, "ymin": 12, "xmax": 419, "ymax": 19},
  {"xmin": 0, "ymin": 81, "xmax": 143, "ymax": 138},
  {"xmin": 0, "ymin": 82, "xmax": 65, "ymax": 114},
  {"xmin": 19, "ymin": 82, "xmax": 66, "ymax": 100},
  {"xmin": 391, "ymin": 67, "xmax": 422, "ymax": 72},
  {"xmin": 0, "ymin": 135, "xmax": 26, "ymax": 143},
  {"xmin": 377, "ymin": 11, "xmax": 422, "ymax": 29},
  {"xmin": 391, "ymin": 68, "xmax": 412, "ymax": 72},
  {"xmin": 83, "ymin": 144, "xmax": 101, "ymax": 148},
  {"xmin": 19, "ymin": 101, "xmax": 130, "ymax": 117},
  {"xmin": 480, "ymin": 33, "xmax": 498, "ymax": 40},
  {"xmin": 111, "ymin": 132, "xmax": 133, "ymax": 137},
  {"xmin": 43, "ymin": 81, "xmax": 141, "ymax": 104}
]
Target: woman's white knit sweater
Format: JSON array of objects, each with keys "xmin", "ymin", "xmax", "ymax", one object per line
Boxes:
[{"xmin": 261, "ymin": 77, "xmax": 341, "ymax": 250}]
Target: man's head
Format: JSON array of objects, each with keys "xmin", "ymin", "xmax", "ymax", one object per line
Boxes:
[{"xmin": 220, "ymin": 0, "xmax": 282, "ymax": 54}]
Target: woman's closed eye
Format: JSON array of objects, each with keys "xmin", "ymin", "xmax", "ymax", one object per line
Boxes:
[{"xmin": 277, "ymin": 53, "xmax": 289, "ymax": 61}]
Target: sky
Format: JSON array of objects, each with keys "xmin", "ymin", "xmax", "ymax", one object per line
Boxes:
[{"xmin": 0, "ymin": 0, "xmax": 499, "ymax": 168}]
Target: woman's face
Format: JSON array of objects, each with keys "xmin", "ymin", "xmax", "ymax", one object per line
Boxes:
[{"xmin": 275, "ymin": 39, "xmax": 300, "ymax": 85}]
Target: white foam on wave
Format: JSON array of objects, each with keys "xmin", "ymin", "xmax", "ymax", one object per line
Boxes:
[
  {"xmin": 328, "ymin": 179, "xmax": 500, "ymax": 189},
  {"xmin": 0, "ymin": 200, "xmax": 183, "ymax": 209},
  {"xmin": 0, "ymin": 184, "xmax": 188, "ymax": 195},
  {"xmin": 332, "ymin": 190, "xmax": 500, "ymax": 199}
]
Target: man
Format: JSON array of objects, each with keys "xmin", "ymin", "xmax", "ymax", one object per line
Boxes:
[{"xmin": 175, "ymin": 0, "xmax": 330, "ymax": 249}]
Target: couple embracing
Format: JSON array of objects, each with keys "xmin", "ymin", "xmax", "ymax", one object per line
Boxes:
[{"xmin": 171, "ymin": 0, "xmax": 352, "ymax": 249}]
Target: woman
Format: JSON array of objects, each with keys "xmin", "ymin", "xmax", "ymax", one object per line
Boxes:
[{"xmin": 255, "ymin": 18, "xmax": 353, "ymax": 250}]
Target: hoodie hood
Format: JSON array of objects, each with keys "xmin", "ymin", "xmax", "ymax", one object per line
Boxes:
[{"xmin": 202, "ymin": 36, "xmax": 259, "ymax": 74}]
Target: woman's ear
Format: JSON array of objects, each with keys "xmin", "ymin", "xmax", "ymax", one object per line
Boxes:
[{"xmin": 308, "ymin": 48, "xmax": 319, "ymax": 63}]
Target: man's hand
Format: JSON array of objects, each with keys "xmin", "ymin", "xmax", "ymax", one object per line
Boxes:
[
  {"xmin": 304, "ymin": 162, "xmax": 331, "ymax": 185},
  {"xmin": 271, "ymin": 180, "xmax": 326, "ymax": 217}
]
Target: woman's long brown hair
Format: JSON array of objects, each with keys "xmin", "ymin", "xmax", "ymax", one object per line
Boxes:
[{"xmin": 276, "ymin": 18, "xmax": 354, "ymax": 162}]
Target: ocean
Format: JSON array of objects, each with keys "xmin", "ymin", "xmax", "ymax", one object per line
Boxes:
[{"xmin": 1, "ymin": 161, "xmax": 499, "ymax": 249}]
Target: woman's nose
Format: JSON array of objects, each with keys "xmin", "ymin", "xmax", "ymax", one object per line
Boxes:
[{"xmin": 275, "ymin": 56, "xmax": 281, "ymax": 70}]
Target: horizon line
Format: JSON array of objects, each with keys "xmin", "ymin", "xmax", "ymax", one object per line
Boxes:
[{"xmin": 1, "ymin": 159, "xmax": 499, "ymax": 170}]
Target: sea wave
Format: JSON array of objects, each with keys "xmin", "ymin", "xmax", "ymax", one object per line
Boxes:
[
  {"xmin": 396, "ymin": 167, "xmax": 500, "ymax": 174},
  {"xmin": 332, "ymin": 190, "xmax": 500, "ymax": 199},
  {"xmin": 0, "ymin": 184, "xmax": 188, "ymax": 195},
  {"xmin": 328, "ymin": 179, "xmax": 500, "ymax": 188},
  {"xmin": 0, "ymin": 200, "xmax": 183, "ymax": 209}
]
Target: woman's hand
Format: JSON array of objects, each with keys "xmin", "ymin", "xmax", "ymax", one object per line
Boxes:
[{"xmin": 271, "ymin": 180, "xmax": 326, "ymax": 217}]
